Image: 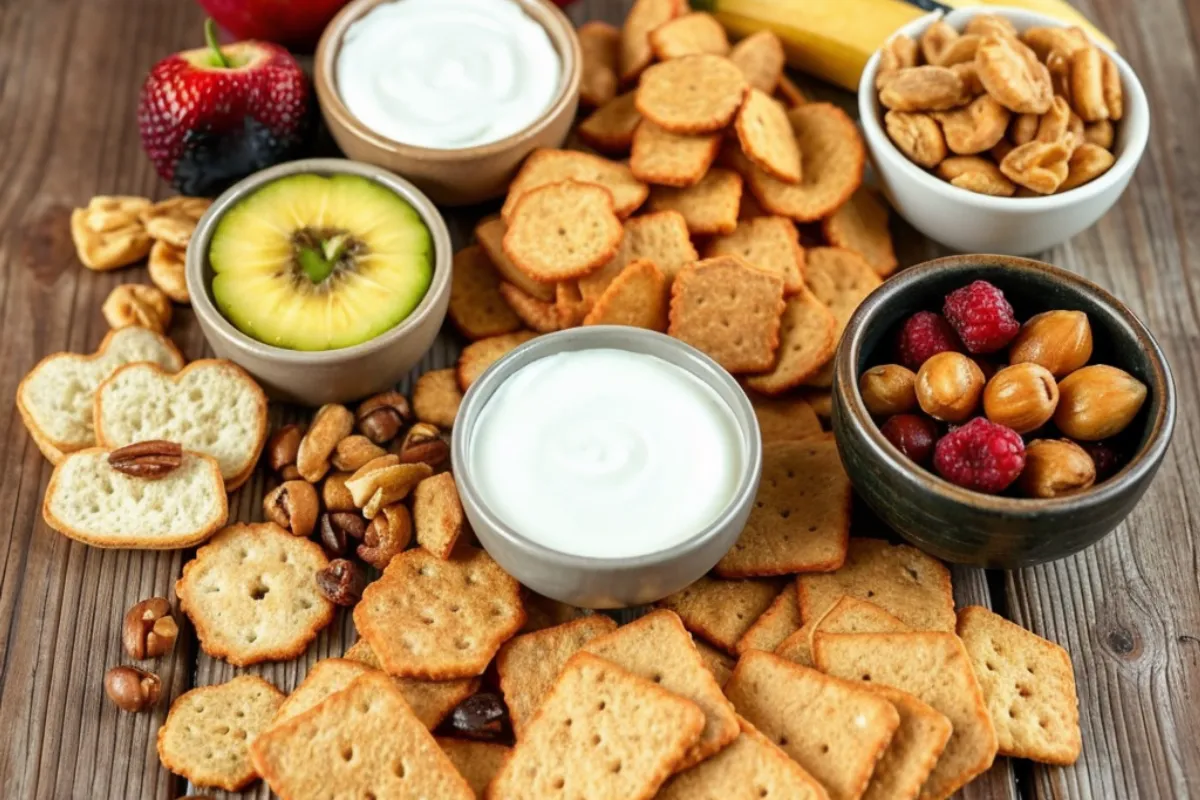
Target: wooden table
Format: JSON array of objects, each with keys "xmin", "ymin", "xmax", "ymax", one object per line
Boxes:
[{"xmin": 1, "ymin": 0, "xmax": 1196, "ymax": 797}]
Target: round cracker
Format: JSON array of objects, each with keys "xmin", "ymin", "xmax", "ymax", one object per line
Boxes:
[
  {"xmin": 735, "ymin": 89, "xmax": 802, "ymax": 183},
  {"xmin": 502, "ymin": 180, "xmax": 624, "ymax": 283},
  {"xmin": 636, "ymin": 54, "xmax": 749, "ymax": 134}
]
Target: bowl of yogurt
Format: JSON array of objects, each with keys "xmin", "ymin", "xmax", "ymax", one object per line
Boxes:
[
  {"xmin": 452, "ymin": 327, "xmax": 763, "ymax": 608},
  {"xmin": 314, "ymin": 0, "xmax": 581, "ymax": 205}
]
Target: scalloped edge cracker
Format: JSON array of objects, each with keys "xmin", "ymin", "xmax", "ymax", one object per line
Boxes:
[
  {"xmin": 413, "ymin": 368, "xmax": 462, "ymax": 429},
  {"xmin": 735, "ymin": 89, "xmax": 802, "ymax": 183},
  {"xmin": 630, "ymin": 121, "xmax": 722, "ymax": 187},
  {"xmin": 822, "ymin": 187, "xmax": 898, "ymax": 278},
  {"xmin": 649, "ymin": 12, "xmax": 730, "ymax": 60},
  {"xmin": 448, "ymin": 244, "xmax": 523, "ymax": 341},
  {"xmin": 457, "ymin": 331, "xmax": 538, "ymax": 392},
  {"xmin": 657, "ymin": 575, "xmax": 783, "ymax": 654},
  {"xmin": 502, "ymin": 149, "xmax": 648, "ymax": 222},
  {"xmin": 577, "ymin": 91, "xmax": 642, "ymax": 154},
  {"xmin": 503, "ymin": 180, "xmax": 624, "ymax": 283},
  {"xmin": 619, "ymin": 0, "xmax": 684, "ymax": 82},
  {"xmin": 730, "ymin": 30, "xmax": 786, "ymax": 94},
  {"xmin": 498, "ymin": 282, "xmax": 562, "ymax": 333},
  {"xmin": 704, "ymin": 215, "xmax": 806, "ymax": 294}
]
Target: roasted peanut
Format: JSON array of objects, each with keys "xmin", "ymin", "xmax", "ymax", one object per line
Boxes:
[
  {"xmin": 1011, "ymin": 113, "xmax": 1039, "ymax": 145},
  {"xmin": 331, "ymin": 435, "xmax": 388, "ymax": 472},
  {"xmin": 1021, "ymin": 25, "xmax": 1089, "ymax": 61},
  {"xmin": 1035, "ymin": 96, "xmax": 1072, "ymax": 144},
  {"xmin": 937, "ymin": 156, "xmax": 1016, "ymax": 196},
  {"xmin": 345, "ymin": 455, "xmax": 431, "ymax": 518},
  {"xmin": 876, "ymin": 34, "xmax": 919, "ymax": 91},
  {"xmin": 936, "ymin": 94, "xmax": 1011, "ymax": 154},
  {"xmin": 296, "ymin": 404, "xmax": 354, "ymax": 482},
  {"xmin": 964, "ymin": 14, "xmax": 1017, "ymax": 39},
  {"xmin": 394, "ymin": 422, "xmax": 450, "ymax": 469},
  {"xmin": 976, "ymin": 34, "xmax": 1053, "ymax": 114},
  {"xmin": 358, "ymin": 503, "xmax": 413, "ymax": 570},
  {"xmin": 71, "ymin": 197, "xmax": 153, "ymax": 271},
  {"xmin": 102, "ymin": 284, "xmax": 172, "ymax": 333},
  {"xmin": 267, "ymin": 424, "xmax": 305, "ymax": 473},
  {"xmin": 322, "ymin": 471, "xmax": 357, "ymax": 512},
  {"xmin": 885, "ymin": 110, "xmax": 948, "ymax": 168},
  {"xmin": 263, "ymin": 480, "xmax": 320, "ymax": 538},
  {"xmin": 1059, "ymin": 143, "xmax": 1116, "ymax": 192},
  {"xmin": 1083, "ymin": 120, "xmax": 1114, "ymax": 149},
  {"xmin": 880, "ymin": 66, "xmax": 972, "ymax": 112},
  {"xmin": 147, "ymin": 240, "xmax": 189, "ymax": 303},
  {"xmin": 356, "ymin": 391, "xmax": 412, "ymax": 445},
  {"xmin": 1069, "ymin": 46, "xmax": 1121, "ymax": 122},
  {"xmin": 1000, "ymin": 140, "xmax": 1071, "ymax": 194}
]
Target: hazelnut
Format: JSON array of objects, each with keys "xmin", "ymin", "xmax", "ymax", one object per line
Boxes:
[
  {"xmin": 1019, "ymin": 439, "xmax": 1097, "ymax": 497},
  {"xmin": 983, "ymin": 363, "xmax": 1059, "ymax": 434},
  {"xmin": 357, "ymin": 391, "xmax": 413, "ymax": 445},
  {"xmin": 318, "ymin": 511, "xmax": 368, "ymax": 558},
  {"xmin": 263, "ymin": 480, "xmax": 320, "ymax": 537},
  {"xmin": 915, "ymin": 352, "xmax": 985, "ymax": 422},
  {"xmin": 315, "ymin": 559, "xmax": 367, "ymax": 606},
  {"xmin": 1054, "ymin": 364, "xmax": 1147, "ymax": 440},
  {"xmin": 859, "ymin": 364, "xmax": 918, "ymax": 416},
  {"xmin": 394, "ymin": 422, "xmax": 450, "ymax": 469},
  {"xmin": 104, "ymin": 666, "xmax": 162, "ymax": 712},
  {"xmin": 122, "ymin": 597, "xmax": 178, "ymax": 660},
  {"xmin": 267, "ymin": 424, "xmax": 304, "ymax": 473},
  {"xmin": 322, "ymin": 471, "xmax": 357, "ymax": 512},
  {"xmin": 331, "ymin": 435, "xmax": 388, "ymax": 472},
  {"xmin": 1009, "ymin": 310, "xmax": 1093, "ymax": 377}
]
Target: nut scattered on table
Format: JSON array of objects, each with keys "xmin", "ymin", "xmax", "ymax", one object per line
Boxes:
[
  {"xmin": 318, "ymin": 512, "xmax": 367, "ymax": 558},
  {"xmin": 296, "ymin": 404, "xmax": 355, "ymax": 482},
  {"xmin": 331, "ymin": 435, "xmax": 388, "ymax": 472},
  {"xmin": 263, "ymin": 480, "xmax": 320, "ymax": 538},
  {"xmin": 315, "ymin": 559, "xmax": 366, "ymax": 606},
  {"xmin": 102, "ymin": 284, "xmax": 173, "ymax": 333},
  {"xmin": 356, "ymin": 391, "xmax": 413, "ymax": 445},
  {"xmin": 357, "ymin": 503, "xmax": 412, "ymax": 569},
  {"xmin": 122, "ymin": 597, "xmax": 178, "ymax": 660},
  {"xmin": 266, "ymin": 424, "xmax": 305, "ymax": 474},
  {"xmin": 104, "ymin": 665, "xmax": 162, "ymax": 713},
  {"xmin": 394, "ymin": 422, "xmax": 450, "ymax": 469},
  {"xmin": 108, "ymin": 440, "xmax": 183, "ymax": 479}
]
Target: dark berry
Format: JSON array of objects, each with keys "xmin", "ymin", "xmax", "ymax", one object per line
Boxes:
[
  {"xmin": 1081, "ymin": 441, "xmax": 1123, "ymax": 480},
  {"xmin": 897, "ymin": 311, "xmax": 963, "ymax": 371},
  {"xmin": 880, "ymin": 414, "xmax": 940, "ymax": 466},
  {"xmin": 933, "ymin": 417, "xmax": 1026, "ymax": 493},
  {"xmin": 943, "ymin": 280, "xmax": 1020, "ymax": 354}
]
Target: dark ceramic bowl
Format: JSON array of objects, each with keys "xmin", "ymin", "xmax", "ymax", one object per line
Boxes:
[{"xmin": 832, "ymin": 255, "xmax": 1176, "ymax": 568}]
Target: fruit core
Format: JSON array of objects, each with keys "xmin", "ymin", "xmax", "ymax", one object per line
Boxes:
[{"xmin": 291, "ymin": 228, "xmax": 364, "ymax": 286}]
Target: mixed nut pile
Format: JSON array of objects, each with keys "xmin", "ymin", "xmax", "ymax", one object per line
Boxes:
[{"xmin": 860, "ymin": 279, "xmax": 1147, "ymax": 496}]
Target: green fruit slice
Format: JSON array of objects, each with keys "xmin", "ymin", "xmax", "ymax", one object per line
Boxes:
[{"xmin": 209, "ymin": 173, "xmax": 433, "ymax": 351}]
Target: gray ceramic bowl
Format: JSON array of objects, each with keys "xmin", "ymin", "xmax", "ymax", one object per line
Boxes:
[
  {"xmin": 452, "ymin": 327, "xmax": 763, "ymax": 608},
  {"xmin": 833, "ymin": 255, "xmax": 1176, "ymax": 568},
  {"xmin": 186, "ymin": 158, "xmax": 452, "ymax": 406}
]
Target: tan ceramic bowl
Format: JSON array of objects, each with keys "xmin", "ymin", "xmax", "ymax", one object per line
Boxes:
[
  {"xmin": 314, "ymin": 0, "xmax": 582, "ymax": 206},
  {"xmin": 185, "ymin": 158, "xmax": 452, "ymax": 407}
]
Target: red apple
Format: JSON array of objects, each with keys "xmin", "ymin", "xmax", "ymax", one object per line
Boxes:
[{"xmin": 195, "ymin": 0, "xmax": 352, "ymax": 51}]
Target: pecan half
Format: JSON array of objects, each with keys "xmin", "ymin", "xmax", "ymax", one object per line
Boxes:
[
  {"xmin": 108, "ymin": 441, "xmax": 182, "ymax": 478},
  {"xmin": 315, "ymin": 559, "xmax": 367, "ymax": 606},
  {"xmin": 122, "ymin": 597, "xmax": 178, "ymax": 660},
  {"xmin": 102, "ymin": 284, "xmax": 172, "ymax": 334},
  {"xmin": 356, "ymin": 391, "xmax": 413, "ymax": 444}
]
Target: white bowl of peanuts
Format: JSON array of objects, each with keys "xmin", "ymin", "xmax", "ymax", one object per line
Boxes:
[{"xmin": 857, "ymin": 7, "xmax": 1149, "ymax": 256}]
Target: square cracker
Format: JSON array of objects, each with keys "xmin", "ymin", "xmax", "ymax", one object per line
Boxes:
[
  {"xmin": 734, "ymin": 581, "xmax": 802, "ymax": 654},
  {"xmin": 343, "ymin": 639, "xmax": 480, "ymax": 730},
  {"xmin": 271, "ymin": 658, "xmax": 371, "ymax": 729},
  {"xmin": 457, "ymin": 331, "xmax": 538, "ymax": 392},
  {"xmin": 748, "ymin": 392, "xmax": 823, "ymax": 441},
  {"xmin": 413, "ymin": 368, "xmax": 462, "ymax": 429},
  {"xmin": 577, "ymin": 91, "xmax": 641, "ymax": 154},
  {"xmin": 449, "ymin": 244, "xmax": 522, "ymax": 340},
  {"xmin": 413, "ymin": 472, "xmax": 465, "ymax": 560},
  {"xmin": 438, "ymin": 738, "xmax": 510, "ymax": 798},
  {"xmin": 488, "ymin": 652, "xmax": 705, "ymax": 800},
  {"xmin": 668, "ymin": 255, "xmax": 786, "ymax": 374},
  {"xmin": 497, "ymin": 615, "xmax": 618, "ymax": 737},
  {"xmin": 705, "ymin": 215, "xmax": 805, "ymax": 294},
  {"xmin": 353, "ymin": 545, "xmax": 525, "ymax": 679},
  {"xmin": 649, "ymin": 11, "xmax": 730, "ymax": 60},
  {"xmin": 725, "ymin": 651, "xmax": 900, "ymax": 800},
  {"xmin": 649, "ymin": 167, "xmax": 743, "ymax": 235},
  {"xmin": 502, "ymin": 149, "xmax": 648, "ymax": 222},
  {"xmin": 581, "ymin": 210, "xmax": 698, "ymax": 302},
  {"xmin": 773, "ymin": 618, "xmax": 818, "ymax": 667},
  {"xmin": 715, "ymin": 437, "xmax": 850, "ymax": 577},
  {"xmin": 744, "ymin": 289, "xmax": 837, "ymax": 395},
  {"xmin": 630, "ymin": 121, "xmax": 722, "ymax": 187},
  {"xmin": 694, "ymin": 638, "xmax": 736, "ymax": 687},
  {"xmin": 502, "ymin": 180, "xmax": 624, "ymax": 282},
  {"xmin": 657, "ymin": 575, "xmax": 783, "ymax": 654},
  {"xmin": 862, "ymin": 685, "xmax": 953, "ymax": 800},
  {"xmin": 822, "ymin": 187, "xmax": 898, "ymax": 278},
  {"xmin": 775, "ymin": 595, "xmax": 911, "ymax": 668},
  {"xmin": 813, "ymin": 632, "xmax": 999, "ymax": 800},
  {"xmin": 251, "ymin": 672, "xmax": 474, "ymax": 800},
  {"xmin": 582, "ymin": 610, "xmax": 739, "ymax": 770},
  {"xmin": 796, "ymin": 538, "xmax": 956, "ymax": 631},
  {"xmin": 956, "ymin": 606, "xmax": 1081, "ymax": 765},
  {"xmin": 735, "ymin": 89, "xmax": 803, "ymax": 183},
  {"xmin": 474, "ymin": 216, "xmax": 554, "ymax": 302},
  {"xmin": 582, "ymin": 258, "xmax": 669, "ymax": 331},
  {"xmin": 655, "ymin": 717, "xmax": 827, "ymax": 800},
  {"xmin": 520, "ymin": 592, "xmax": 589, "ymax": 633},
  {"xmin": 729, "ymin": 30, "xmax": 786, "ymax": 94},
  {"xmin": 578, "ymin": 21, "xmax": 619, "ymax": 108},
  {"xmin": 804, "ymin": 246, "xmax": 883, "ymax": 340}
]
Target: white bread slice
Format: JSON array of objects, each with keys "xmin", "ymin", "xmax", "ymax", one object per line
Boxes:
[
  {"xmin": 43, "ymin": 448, "xmax": 227, "ymax": 548},
  {"xmin": 93, "ymin": 359, "xmax": 268, "ymax": 491},
  {"xmin": 17, "ymin": 327, "xmax": 184, "ymax": 463}
]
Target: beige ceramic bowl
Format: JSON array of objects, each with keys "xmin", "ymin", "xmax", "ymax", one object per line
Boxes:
[
  {"xmin": 185, "ymin": 158, "xmax": 452, "ymax": 407},
  {"xmin": 314, "ymin": 0, "xmax": 582, "ymax": 206}
]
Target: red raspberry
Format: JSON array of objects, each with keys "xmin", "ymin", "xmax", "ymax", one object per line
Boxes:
[
  {"xmin": 943, "ymin": 280, "xmax": 1020, "ymax": 354},
  {"xmin": 897, "ymin": 311, "xmax": 963, "ymax": 371},
  {"xmin": 933, "ymin": 418, "xmax": 1026, "ymax": 493},
  {"xmin": 880, "ymin": 414, "xmax": 940, "ymax": 466},
  {"xmin": 1081, "ymin": 441, "xmax": 1123, "ymax": 480}
]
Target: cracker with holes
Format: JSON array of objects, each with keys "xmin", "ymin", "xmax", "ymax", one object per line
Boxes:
[
  {"xmin": 796, "ymin": 538, "xmax": 956, "ymax": 631},
  {"xmin": 862, "ymin": 684, "xmax": 953, "ymax": 800},
  {"xmin": 619, "ymin": 0, "xmax": 683, "ymax": 82},
  {"xmin": 745, "ymin": 290, "xmax": 838, "ymax": 396},
  {"xmin": 271, "ymin": 659, "xmax": 371, "ymax": 730},
  {"xmin": 156, "ymin": 675, "xmax": 284, "ymax": 791},
  {"xmin": 956, "ymin": 605, "xmax": 1082, "ymax": 765},
  {"xmin": 251, "ymin": 672, "xmax": 475, "ymax": 800},
  {"xmin": 474, "ymin": 216, "xmax": 554, "ymax": 302},
  {"xmin": 637, "ymin": 54, "xmax": 749, "ymax": 134},
  {"xmin": 725, "ymin": 651, "xmax": 900, "ymax": 800},
  {"xmin": 497, "ymin": 615, "xmax": 619, "ymax": 737},
  {"xmin": 353, "ymin": 545, "xmax": 525, "ymax": 680},
  {"xmin": 583, "ymin": 610, "xmax": 739, "ymax": 769},
  {"xmin": 488, "ymin": 652, "xmax": 705, "ymax": 799},
  {"xmin": 705, "ymin": 215, "xmax": 806, "ymax": 294},
  {"xmin": 498, "ymin": 283, "xmax": 561, "ymax": 333},
  {"xmin": 578, "ymin": 20, "xmax": 620, "ymax": 108},
  {"xmin": 501, "ymin": 149, "xmax": 648, "ymax": 222},
  {"xmin": 648, "ymin": 167, "xmax": 743, "ymax": 235},
  {"xmin": 804, "ymin": 246, "xmax": 882, "ymax": 364},
  {"xmin": 668, "ymin": 255, "xmax": 785, "ymax": 374},
  {"xmin": 822, "ymin": 187, "xmax": 898, "ymax": 278},
  {"xmin": 582, "ymin": 259, "xmax": 670, "ymax": 331},
  {"xmin": 649, "ymin": 11, "xmax": 730, "ymax": 60},
  {"xmin": 438, "ymin": 738, "xmax": 511, "ymax": 797},
  {"xmin": 657, "ymin": 575, "xmax": 783, "ymax": 654},
  {"xmin": 503, "ymin": 181, "xmax": 624, "ymax": 283},
  {"xmin": 578, "ymin": 91, "xmax": 642, "ymax": 154},
  {"xmin": 457, "ymin": 331, "xmax": 538, "ymax": 392},
  {"xmin": 176, "ymin": 522, "xmax": 334, "ymax": 666},
  {"xmin": 736, "ymin": 89, "xmax": 803, "ymax": 183},
  {"xmin": 656, "ymin": 717, "xmax": 827, "ymax": 800},
  {"xmin": 716, "ymin": 437, "xmax": 851, "ymax": 578},
  {"xmin": 411, "ymin": 473, "xmax": 463, "ymax": 561},
  {"xmin": 630, "ymin": 121, "xmax": 722, "ymax": 187},
  {"xmin": 749, "ymin": 393, "xmax": 823, "ymax": 442},
  {"xmin": 413, "ymin": 368, "xmax": 462, "ymax": 429},
  {"xmin": 734, "ymin": 582, "xmax": 802, "ymax": 654},
  {"xmin": 813, "ymin": 632, "xmax": 999, "ymax": 800},
  {"xmin": 448, "ymin": 244, "xmax": 523, "ymax": 341},
  {"xmin": 582, "ymin": 210, "xmax": 698, "ymax": 302},
  {"xmin": 729, "ymin": 30, "xmax": 786, "ymax": 93},
  {"xmin": 344, "ymin": 639, "xmax": 480, "ymax": 730}
]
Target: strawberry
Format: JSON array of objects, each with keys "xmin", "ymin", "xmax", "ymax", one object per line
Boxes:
[{"xmin": 137, "ymin": 20, "xmax": 312, "ymax": 196}]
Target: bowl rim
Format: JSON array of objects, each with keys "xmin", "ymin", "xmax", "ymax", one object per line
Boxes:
[
  {"xmin": 184, "ymin": 157, "xmax": 454, "ymax": 365},
  {"xmin": 451, "ymin": 326, "xmax": 764, "ymax": 570},
  {"xmin": 857, "ymin": 6, "xmax": 1151, "ymax": 212},
  {"xmin": 834, "ymin": 254, "xmax": 1177, "ymax": 518},
  {"xmin": 314, "ymin": 0, "xmax": 583, "ymax": 160}
]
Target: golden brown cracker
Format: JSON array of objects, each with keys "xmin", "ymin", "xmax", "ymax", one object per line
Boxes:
[
  {"xmin": 715, "ymin": 437, "xmax": 850, "ymax": 577},
  {"xmin": 668, "ymin": 255, "xmax": 785, "ymax": 373},
  {"xmin": 739, "ymin": 190, "xmax": 770, "ymax": 219},
  {"xmin": 822, "ymin": 188, "xmax": 898, "ymax": 278},
  {"xmin": 555, "ymin": 281, "xmax": 593, "ymax": 328},
  {"xmin": 582, "ymin": 610, "xmax": 739, "ymax": 770},
  {"xmin": 582, "ymin": 258, "xmax": 669, "ymax": 331},
  {"xmin": 521, "ymin": 592, "xmax": 590, "ymax": 634},
  {"xmin": 497, "ymin": 615, "xmax": 619, "ymax": 737},
  {"xmin": 577, "ymin": 91, "xmax": 642, "ymax": 154},
  {"xmin": 694, "ymin": 638, "xmax": 736, "ymax": 687},
  {"xmin": 501, "ymin": 149, "xmax": 648, "ymax": 222},
  {"xmin": 796, "ymin": 538, "xmax": 956, "ymax": 632},
  {"xmin": 475, "ymin": 215, "xmax": 555, "ymax": 302},
  {"xmin": 498, "ymin": 282, "xmax": 562, "ymax": 333},
  {"xmin": 736, "ymin": 89, "xmax": 803, "ymax": 183},
  {"xmin": 582, "ymin": 210, "xmax": 698, "ymax": 302},
  {"xmin": 862, "ymin": 685, "xmax": 954, "ymax": 800},
  {"xmin": 805, "ymin": 246, "xmax": 882, "ymax": 342},
  {"xmin": 413, "ymin": 472, "xmax": 465, "ymax": 560},
  {"xmin": 704, "ymin": 215, "xmax": 805, "ymax": 294},
  {"xmin": 344, "ymin": 638, "xmax": 480, "ymax": 730},
  {"xmin": 813, "ymin": 632, "xmax": 999, "ymax": 800},
  {"xmin": 579, "ymin": 20, "xmax": 620, "ymax": 108},
  {"xmin": 734, "ymin": 581, "xmax": 802, "ymax": 654},
  {"xmin": 353, "ymin": 545, "xmax": 525, "ymax": 679},
  {"xmin": 649, "ymin": 12, "xmax": 730, "ymax": 60},
  {"xmin": 773, "ymin": 618, "xmax": 818, "ymax": 667},
  {"xmin": 438, "ymin": 738, "xmax": 511, "ymax": 798},
  {"xmin": 413, "ymin": 368, "xmax": 462, "ymax": 429},
  {"xmin": 157, "ymin": 675, "xmax": 284, "ymax": 791},
  {"xmin": 649, "ymin": 167, "xmax": 744, "ymax": 235},
  {"xmin": 776, "ymin": 74, "xmax": 809, "ymax": 108},
  {"xmin": 503, "ymin": 180, "xmax": 624, "ymax": 282},
  {"xmin": 730, "ymin": 30, "xmax": 787, "ymax": 93},
  {"xmin": 636, "ymin": 54, "xmax": 749, "ymax": 134},
  {"xmin": 748, "ymin": 392, "xmax": 823, "ymax": 441},
  {"xmin": 620, "ymin": 0, "xmax": 684, "ymax": 82},
  {"xmin": 251, "ymin": 672, "xmax": 474, "ymax": 800},
  {"xmin": 630, "ymin": 121, "xmax": 722, "ymax": 187},
  {"xmin": 956, "ymin": 606, "xmax": 1081, "ymax": 765},
  {"xmin": 457, "ymin": 331, "xmax": 538, "ymax": 392},
  {"xmin": 272, "ymin": 659, "xmax": 371, "ymax": 729},
  {"xmin": 658, "ymin": 575, "xmax": 783, "ymax": 654},
  {"xmin": 726, "ymin": 651, "xmax": 901, "ymax": 800},
  {"xmin": 449, "ymin": 245, "xmax": 523, "ymax": 341},
  {"xmin": 804, "ymin": 389, "xmax": 833, "ymax": 420},
  {"xmin": 815, "ymin": 596, "xmax": 912, "ymax": 637}
]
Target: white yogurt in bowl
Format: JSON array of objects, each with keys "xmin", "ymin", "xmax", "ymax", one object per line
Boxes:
[{"xmin": 335, "ymin": 0, "xmax": 562, "ymax": 149}]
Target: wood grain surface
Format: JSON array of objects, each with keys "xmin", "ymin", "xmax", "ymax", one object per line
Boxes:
[{"xmin": 0, "ymin": 0, "xmax": 1196, "ymax": 798}]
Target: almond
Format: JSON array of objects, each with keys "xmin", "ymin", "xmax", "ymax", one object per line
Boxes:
[{"xmin": 1054, "ymin": 364, "xmax": 1147, "ymax": 440}]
